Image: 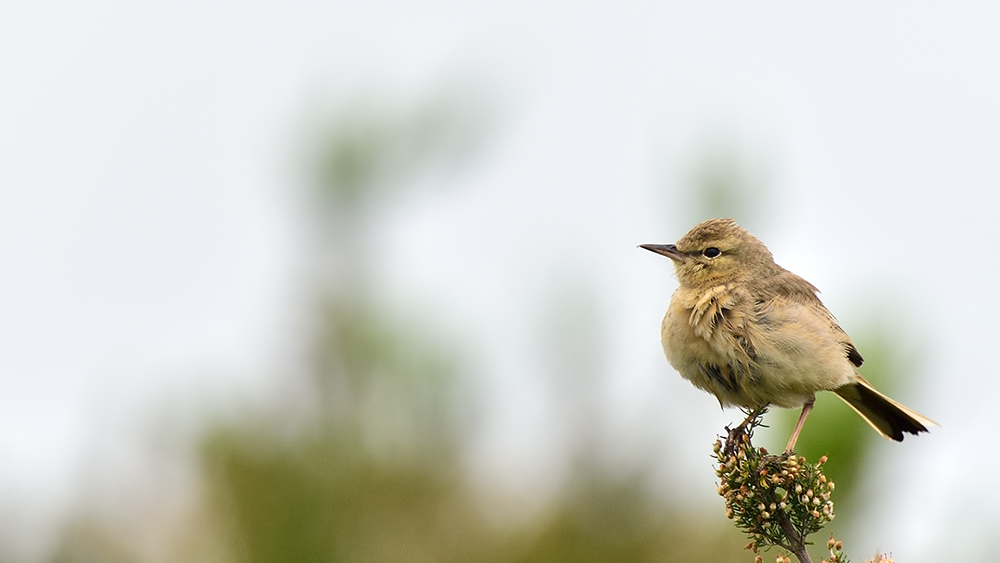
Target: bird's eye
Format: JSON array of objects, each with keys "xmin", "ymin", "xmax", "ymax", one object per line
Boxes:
[{"xmin": 703, "ymin": 247, "xmax": 721, "ymax": 258}]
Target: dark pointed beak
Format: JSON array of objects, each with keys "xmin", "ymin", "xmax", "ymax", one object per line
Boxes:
[{"xmin": 639, "ymin": 243, "xmax": 686, "ymax": 262}]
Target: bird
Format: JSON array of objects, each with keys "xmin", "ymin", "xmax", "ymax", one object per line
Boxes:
[{"xmin": 640, "ymin": 218, "xmax": 935, "ymax": 452}]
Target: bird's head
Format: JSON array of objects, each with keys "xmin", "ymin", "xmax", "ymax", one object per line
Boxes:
[{"xmin": 641, "ymin": 218, "xmax": 778, "ymax": 287}]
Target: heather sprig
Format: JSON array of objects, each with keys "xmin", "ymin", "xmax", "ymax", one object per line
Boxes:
[{"xmin": 714, "ymin": 409, "xmax": 845, "ymax": 563}]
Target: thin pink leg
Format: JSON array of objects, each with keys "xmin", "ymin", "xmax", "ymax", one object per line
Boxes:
[{"xmin": 785, "ymin": 399, "xmax": 815, "ymax": 453}]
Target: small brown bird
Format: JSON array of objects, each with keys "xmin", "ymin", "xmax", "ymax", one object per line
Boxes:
[{"xmin": 641, "ymin": 218, "xmax": 935, "ymax": 452}]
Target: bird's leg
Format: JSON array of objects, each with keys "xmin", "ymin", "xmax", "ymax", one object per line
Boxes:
[
  {"xmin": 785, "ymin": 398, "xmax": 815, "ymax": 453},
  {"xmin": 731, "ymin": 408, "xmax": 759, "ymax": 440},
  {"xmin": 737, "ymin": 408, "xmax": 757, "ymax": 430},
  {"xmin": 724, "ymin": 406, "xmax": 767, "ymax": 456}
]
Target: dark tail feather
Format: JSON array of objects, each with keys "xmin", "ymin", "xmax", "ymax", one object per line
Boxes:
[{"xmin": 833, "ymin": 377, "xmax": 936, "ymax": 441}]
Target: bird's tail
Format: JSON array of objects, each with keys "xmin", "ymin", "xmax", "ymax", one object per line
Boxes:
[{"xmin": 833, "ymin": 376, "xmax": 937, "ymax": 441}]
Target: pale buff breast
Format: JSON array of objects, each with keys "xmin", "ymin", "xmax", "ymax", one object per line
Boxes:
[{"xmin": 661, "ymin": 287, "xmax": 857, "ymax": 409}]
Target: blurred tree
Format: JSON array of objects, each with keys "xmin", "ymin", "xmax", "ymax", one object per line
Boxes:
[
  {"xmin": 312, "ymin": 87, "xmax": 491, "ymax": 212},
  {"xmin": 190, "ymin": 90, "xmax": 755, "ymax": 563},
  {"xmin": 196, "ymin": 88, "xmax": 493, "ymax": 563},
  {"xmin": 675, "ymin": 139, "xmax": 771, "ymax": 230}
]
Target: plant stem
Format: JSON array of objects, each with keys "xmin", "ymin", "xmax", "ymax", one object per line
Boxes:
[{"xmin": 775, "ymin": 507, "xmax": 812, "ymax": 563}]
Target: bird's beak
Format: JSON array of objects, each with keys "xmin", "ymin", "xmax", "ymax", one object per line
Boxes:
[{"xmin": 639, "ymin": 243, "xmax": 686, "ymax": 262}]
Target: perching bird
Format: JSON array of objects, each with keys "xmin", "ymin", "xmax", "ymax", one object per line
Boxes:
[{"xmin": 641, "ymin": 218, "xmax": 934, "ymax": 452}]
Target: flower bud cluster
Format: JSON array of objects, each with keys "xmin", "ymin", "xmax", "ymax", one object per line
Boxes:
[
  {"xmin": 713, "ymin": 414, "xmax": 837, "ymax": 557},
  {"xmin": 821, "ymin": 536, "xmax": 848, "ymax": 563}
]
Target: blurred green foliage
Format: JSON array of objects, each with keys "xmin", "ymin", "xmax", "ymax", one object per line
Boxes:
[
  {"xmin": 202, "ymin": 425, "xmax": 471, "ymax": 563},
  {"xmin": 185, "ymin": 90, "xmax": 754, "ymax": 563},
  {"xmin": 677, "ymin": 140, "xmax": 770, "ymax": 230},
  {"xmin": 201, "ymin": 424, "xmax": 752, "ymax": 563},
  {"xmin": 313, "ymin": 89, "xmax": 491, "ymax": 210}
]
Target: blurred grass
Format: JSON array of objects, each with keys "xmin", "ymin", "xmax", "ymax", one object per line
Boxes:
[
  {"xmin": 202, "ymin": 425, "xmax": 470, "ymax": 563},
  {"xmin": 199, "ymin": 420, "xmax": 752, "ymax": 563}
]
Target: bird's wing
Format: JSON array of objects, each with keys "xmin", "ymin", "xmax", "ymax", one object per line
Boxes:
[{"xmin": 761, "ymin": 269, "xmax": 863, "ymax": 367}]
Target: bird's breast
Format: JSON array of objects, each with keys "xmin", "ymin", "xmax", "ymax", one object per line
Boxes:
[
  {"xmin": 660, "ymin": 285, "xmax": 850, "ymax": 409},
  {"xmin": 660, "ymin": 285, "xmax": 760, "ymax": 406}
]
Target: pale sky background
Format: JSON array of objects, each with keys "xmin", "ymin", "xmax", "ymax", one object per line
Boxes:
[{"xmin": 2, "ymin": 2, "xmax": 999, "ymax": 561}]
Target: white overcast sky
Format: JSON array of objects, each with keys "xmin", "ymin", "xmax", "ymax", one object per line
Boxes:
[{"xmin": 2, "ymin": 2, "xmax": 999, "ymax": 560}]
